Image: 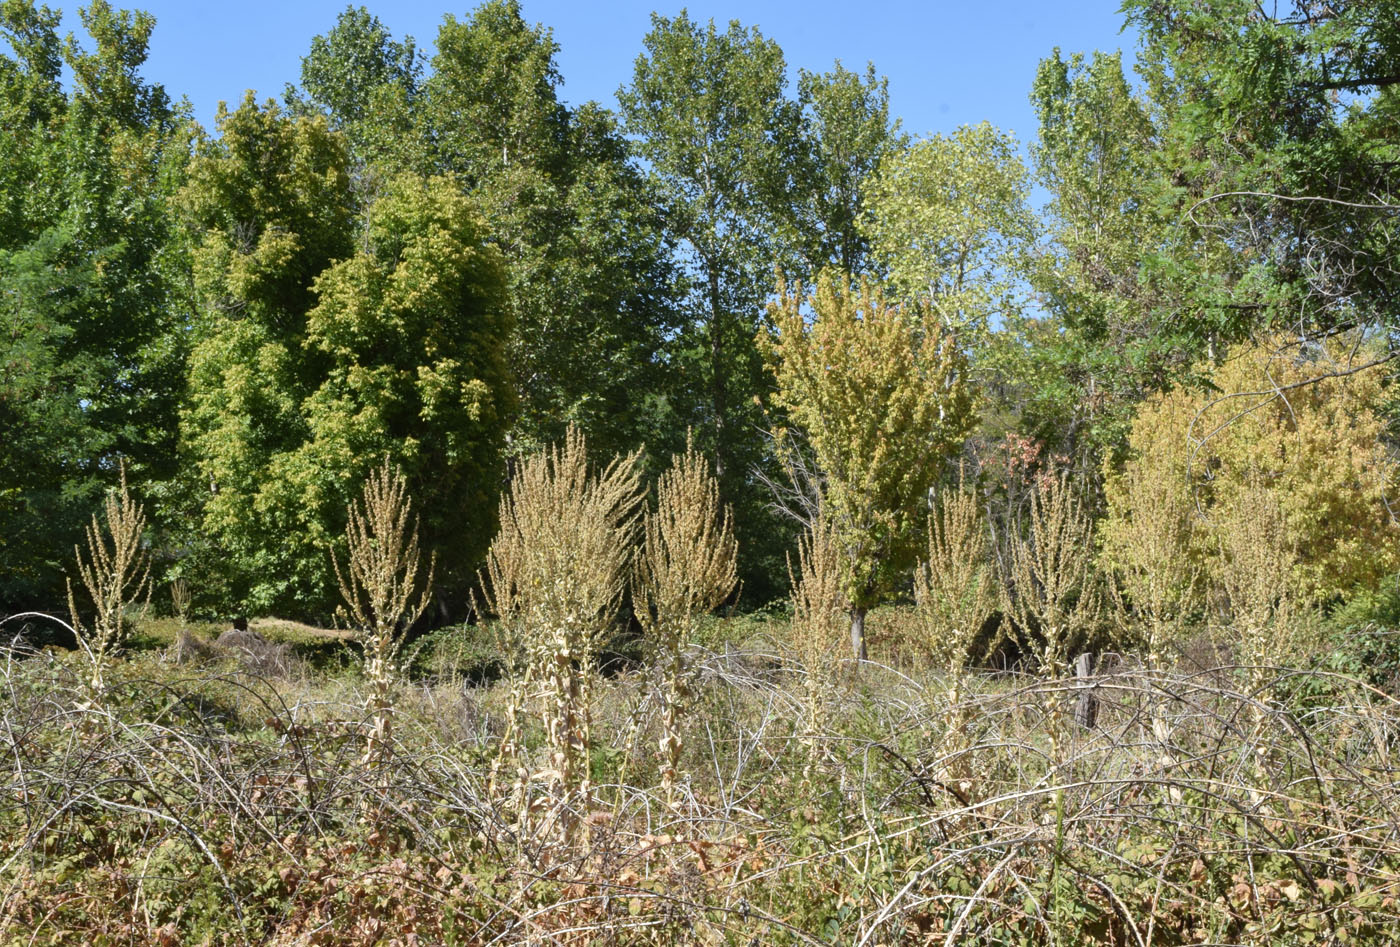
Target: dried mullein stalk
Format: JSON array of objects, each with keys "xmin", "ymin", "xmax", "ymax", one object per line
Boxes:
[
  {"xmin": 1001, "ymin": 472, "xmax": 1102, "ymax": 681},
  {"xmin": 917, "ymin": 483, "xmax": 999, "ymax": 696},
  {"xmin": 484, "ymin": 426, "xmax": 643, "ymax": 841},
  {"xmin": 788, "ymin": 517, "xmax": 845, "ymax": 775},
  {"xmin": 1000, "ymin": 473, "xmax": 1102, "ymax": 845},
  {"xmin": 1213, "ymin": 479, "xmax": 1306, "ymax": 693},
  {"xmin": 67, "ymin": 462, "xmax": 151, "ymax": 701},
  {"xmin": 635, "ymin": 435, "xmax": 737, "ymax": 807},
  {"xmin": 170, "ymin": 576, "xmax": 191, "ymax": 628},
  {"xmin": 1102, "ymin": 457, "xmax": 1198, "ymax": 669},
  {"xmin": 916, "ymin": 482, "xmax": 999, "ymax": 777},
  {"xmin": 332, "ymin": 458, "xmax": 435, "ymax": 766},
  {"xmin": 1102, "ymin": 457, "xmax": 1201, "ymax": 759}
]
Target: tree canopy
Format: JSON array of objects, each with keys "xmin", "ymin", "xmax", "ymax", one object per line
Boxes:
[
  {"xmin": 177, "ymin": 98, "xmax": 510, "ymax": 617},
  {"xmin": 0, "ymin": 0, "xmax": 186, "ymax": 607},
  {"xmin": 3, "ymin": 0, "xmax": 1399, "ymax": 635}
]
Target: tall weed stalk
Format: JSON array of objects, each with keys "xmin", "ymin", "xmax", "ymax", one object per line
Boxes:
[
  {"xmin": 788, "ymin": 518, "xmax": 845, "ymax": 777},
  {"xmin": 484, "ymin": 427, "xmax": 642, "ymax": 841},
  {"xmin": 916, "ymin": 482, "xmax": 999, "ymax": 782},
  {"xmin": 66, "ymin": 462, "xmax": 151, "ymax": 702},
  {"xmin": 635, "ymin": 437, "xmax": 737, "ymax": 807},
  {"xmin": 332, "ymin": 458, "xmax": 435, "ymax": 767}
]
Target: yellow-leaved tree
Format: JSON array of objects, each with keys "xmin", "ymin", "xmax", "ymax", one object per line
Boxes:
[
  {"xmin": 1104, "ymin": 336, "xmax": 1399, "ymax": 626},
  {"xmin": 763, "ymin": 273, "xmax": 975, "ymax": 659}
]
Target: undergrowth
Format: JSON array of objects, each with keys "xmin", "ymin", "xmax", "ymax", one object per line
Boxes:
[{"xmin": 2, "ymin": 636, "xmax": 1398, "ymax": 945}]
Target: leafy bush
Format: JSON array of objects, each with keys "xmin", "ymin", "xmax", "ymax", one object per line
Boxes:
[
  {"xmin": 402, "ymin": 622, "xmax": 501, "ymax": 685},
  {"xmin": 1318, "ymin": 582, "xmax": 1400, "ymax": 694},
  {"xmin": 1105, "ymin": 336, "xmax": 1399, "ymax": 607}
]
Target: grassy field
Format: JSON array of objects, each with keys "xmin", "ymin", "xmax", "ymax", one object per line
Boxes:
[{"xmin": 2, "ymin": 611, "xmax": 1399, "ymax": 945}]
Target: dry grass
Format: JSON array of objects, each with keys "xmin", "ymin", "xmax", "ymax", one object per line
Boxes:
[
  {"xmin": 248, "ymin": 617, "xmax": 355, "ymax": 643},
  {"xmin": 10, "ymin": 447, "xmax": 1400, "ymax": 945},
  {"xmin": 3, "ymin": 634, "xmax": 1398, "ymax": 945}
]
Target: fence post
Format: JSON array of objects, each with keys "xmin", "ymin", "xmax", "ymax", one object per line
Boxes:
[{"xmin": 1073, "ymin": 652, "xmax": 1097, "ymax": 730}]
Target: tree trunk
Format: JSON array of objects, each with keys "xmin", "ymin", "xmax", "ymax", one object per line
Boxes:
[
  {"xmin": 849, "ymin": 605, "xmax": 868, "ymax": 662},
  {"xmin": 708, "ymin": 267, "xmax": 726, "ymax": 482}
]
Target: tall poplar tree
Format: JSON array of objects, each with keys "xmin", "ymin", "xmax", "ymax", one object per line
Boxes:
[
  {"xmin": 426, "ymin": 1, "xmax": 677, "ymax": 458},
  {"xmin": 293, "ymin": 5, "xmax": 423, "ymax": 177},
  {"xmin": 862, "ymin": 122, "xmax": 1036, "ymax": 342},
  {"xmin": 1017, "ymin": 49, "xmax": 1170, "ymax": 468},
  {"xmin": 619, "ymin": 12, "xmax": 797, "ymax": 484},
  {"xmin": 619, "ymin": 13, "xmax": 811, "ymax": 599},
  {"xmin": 785, "ymin": 61, "xmax": 903, "ymax": 282}
]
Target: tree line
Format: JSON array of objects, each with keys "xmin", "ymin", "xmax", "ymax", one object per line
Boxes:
[{"xmin": 4, "ymin": 0, "xmax": 1399, "ymax": 642}]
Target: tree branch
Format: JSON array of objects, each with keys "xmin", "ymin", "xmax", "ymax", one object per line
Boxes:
[{"xmin": 1308, "ymin": 73, "xmax": 1400, "ymax": 93}]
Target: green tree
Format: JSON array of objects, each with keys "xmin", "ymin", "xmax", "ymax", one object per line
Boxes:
[
  {"xmin": 784, "ymin": 61, "xmax": 903, "ymax": 282},
  {"xmin": 994, "ymin": 49, "xmax": 1168, "ymax": 478},
  {"xmin": 423, "ymin": 2, "xmax": 677, "ymax": 459},
  {"xmin": 1117, "ymin": 0, "xmax": 1400, "ymax": 347},
  {"xmin": 0, "ymin": 0, "xmax": 62, "ymax": 243},
  {"xmin": 1031, "ymin": 51, "xmax": 1162, "ymax": 375},
  {"xmin": 297, "ymin": 5, "xmax": 419, "ymax": 134},
  {"xmin": 176, "ymin": 97, "xmax": 355, "ymax": 615},
  {"xmin": 763, "ymin": 274, "xmax": 975, "ymax": 659},
  {"xmin": 425, "ymin": 0, "xmax": 567, "ymax": 187},
  {"xmin": 620, "ymin": 12, "xmax": 807, "ymax": 600},
  {"xmin": 293, "ymin": 2, "xmax": 676, "ymax": 460},
  {"xmin": 179, "ymin": 97, "xmax": 514, "ymax": 618},
  {"xmin": 1017, "ymin": 2, "xmax": 1400, "ymax": 484},
  {"xmin": 619, "ymin": 12, "xmax": 797, "ymax": 483},
  {"xmin": 179, "ymin": 98, "xmax": 513, "ymax": 618},
  {"xmin": 292, "ymin": 4, "xmax": 423, "ymax": 177},
  {"xmin": 861, "ymin": 122, "xmax": 1036, "ymax": 341},
  {"xmin": 860, "ymin": 121, "xmax": 1050, "ymax": 519},
  {"xmin": 0, "ymin": 0, "xmax": 187, "ymax": 609},
  {"xmin": 302, "ymin": 175, "xmax": 512, "ymax": 609}
]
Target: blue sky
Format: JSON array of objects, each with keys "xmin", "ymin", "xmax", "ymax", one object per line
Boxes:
[{"xmin": 60, "ymin": 1, "xmax": 1139, "ymax": 148}]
